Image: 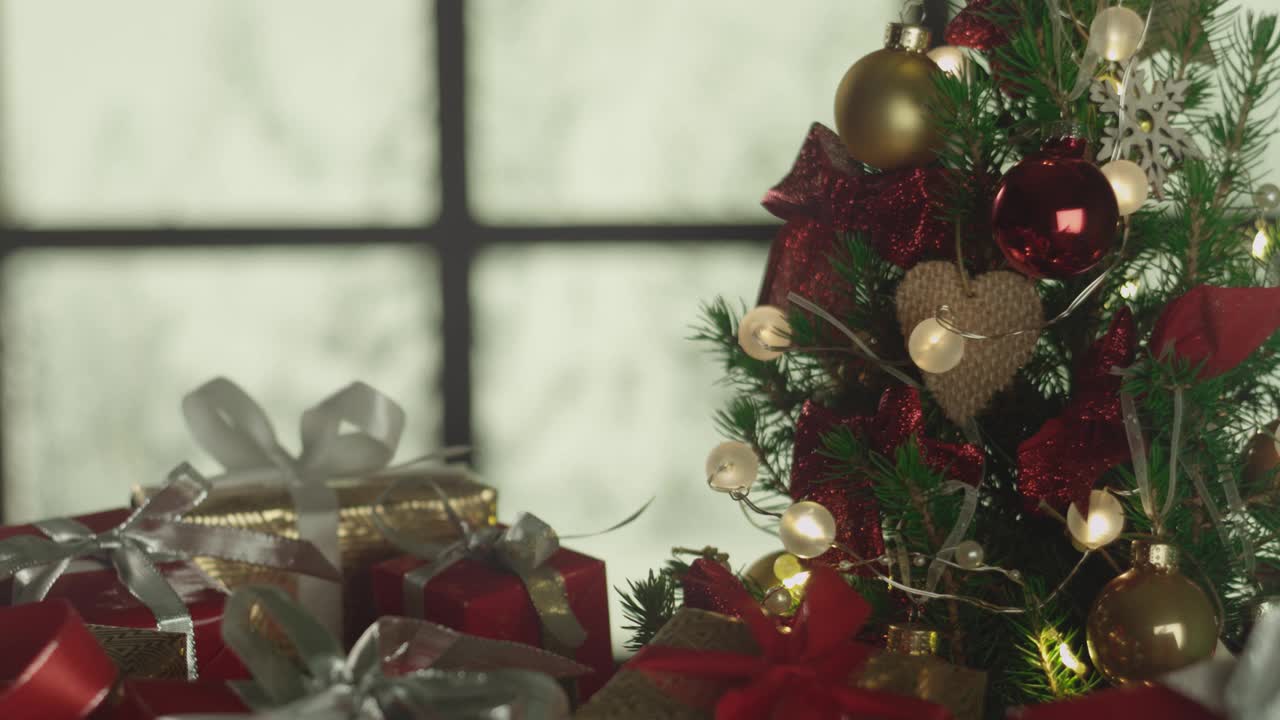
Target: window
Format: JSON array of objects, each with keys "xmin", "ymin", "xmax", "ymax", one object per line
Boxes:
[{"xmin": 1, "ymin": 0, "xmax": 934, "ymax": 652}]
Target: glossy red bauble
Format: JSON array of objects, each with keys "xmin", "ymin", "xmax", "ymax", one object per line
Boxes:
[{"xmin": 991, "ymin": 136, "xmax": 1120, "ymax": 279}]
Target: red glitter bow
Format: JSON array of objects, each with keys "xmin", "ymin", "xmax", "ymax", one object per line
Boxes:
[
  {"xmin": 630, "ymin": 566, "xmax": 953, "ymax": 720},
  {"xmin": 1012, "ymin": 683, "xmax": 1217, "ymax": 720},
  {"xmin": 1018, "ymin": 309, "xmax": 1135, "ymax": 512},
  {"xmin": 682, "ymin": 557, "xmax": 758, "ymax": 618},
  {"xmin": 758, "ymin": 124, "xmax": 949, "ymax": 312},
  {"xmin": 790, "ymin": 386, "xmax": 984, "ymax": 570},
  {"xmin": 945, "ymin": 0, "xmax": 1010, "ymax": 52},
  {"xmin": 1149, "ymin": 285, "xmax": 1280, "ymax": 379}
]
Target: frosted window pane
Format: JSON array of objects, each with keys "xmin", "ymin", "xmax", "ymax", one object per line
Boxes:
[
  {"xmin": 473, "ymin": 243, "xmax": 778, "ymax": 654},
  {"xmin": 3, "ymin": 246, "xmax": 441, "ymax": 522},
  {"xmin": 2, "ymin": 0, "xmax": 435, "ymax": 227},
  {"xmin": 468, "ymin": 0, "xmax": 899, "ymax": 224}
]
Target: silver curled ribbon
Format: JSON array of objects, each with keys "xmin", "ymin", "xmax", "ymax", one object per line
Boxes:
[
  {"xmin": 182, "ymin": 377, "xmax": 430, "ymax": 637},
  {"xmin": 0, "ymin": 463, "xmax": 340, "ymax": 680},
  {"xmin": 163, "ymin": 585, "xmax": 587, "ymax": 720},
  {"xmin": 372, "ymin": 479, "xmax": 651, "ymax": 657}
]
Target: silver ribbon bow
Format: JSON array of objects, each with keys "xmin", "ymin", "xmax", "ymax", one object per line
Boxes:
[
  {"xmin": 165, "ymin": 585, "xmax": 587, "ymax": 720},
  {"xmin": 0, "ymin": 463, "xmax": 340, "ymax": 679},
  {"xmin": 1161, "ymin": 611, "xmax": 1280, "ymax": 720},
  {"xmin": 373, "ymin": 482, "xmax": 589, "ymax": 655},
  {"xmin": 182, "ymin": 377, "xmax": 409, "ymax": 636}
]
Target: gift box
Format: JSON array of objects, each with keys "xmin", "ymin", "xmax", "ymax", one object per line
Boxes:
[
  {"xmin": 371, "ymin": 541, "xmax": 613, "ymax": 700},
  {"xmin": 114, "ymin": 584, "xmax": 592, "ymax": 719},
  {"xmin": 578, "ymin": 562, "xmax": 961, "ymax": 720},
  {"xmin": 0, "ymin": 600, "xmax": 119, "ymax": 720},
  {"xmin": 0, "ymin": 508, "xmax": 232, "ymax": 679},
  {"xmin": 133, "ymin": 378, "xmax": 499, "ymax": 640}
]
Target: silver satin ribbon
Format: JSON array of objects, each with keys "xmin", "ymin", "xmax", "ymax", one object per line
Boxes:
[
  {"xmin": 182, "ymin": 378, "xmax": 409, "ymax": 637},
  {"xmin": 0, "ymin": 463, "xmax": 339, "ymax": 680},
  {"xmin": 373, "ymin": 479, "xmax": 651, "ymax": 656},
  {"xmin": 1116, "ymin": 367, "xmax": 1157, "ymax": 521},
  {"xmin": 926, "ymin": 480, "xmax": 981, "ymax": 594},
  {"xmin": 162, "ymin": 585, "xmax": 586, "ymax": 720},
  {"xmin": 787, "ymin": 292, "xmax": 923, "ymax": 389},
  {"xmin": 1161, "ymin": 611, "xmax": 1280, "ymax": 720}
]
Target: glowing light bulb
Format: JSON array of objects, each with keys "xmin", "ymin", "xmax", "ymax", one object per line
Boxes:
[
  {"xmin": 927, "ymin": 45, "xmax": 969, "ymax": 79},
  {"xmin": 782, "ymin": 570, "xmax": 811, "ymax": 590},
  {"xmin": 1254, "ymin": 228, "xmax": 1271, "ymax": 260},
  {"xmin": 953, "ymin": 540, "xmax": 985, "ymax": 569},
  {"xmin": 1101, "ymin": 159, "xmax": 1149, "ymax": 215},
  {"xmin": 738, "ymin": 305, "xmax": 791, "ymax": 361},
  {"xmin": 908, "ymin": 317, "xmax": 964, "ymax": 374},
  {"xmin": 1066, "ymin": 489, "xmax": 1125, "ymax": 550},
  {"xmin": 772, "ymin": 553, "xmax": 804, "ymax": 582},
  {"xmin": 1058, "ymin": 642, "xmax": 1088, "ymax": 676},
  {"xmin": 779, "ymin": 501, "xmax": 837, "ymax": 559},
  {"xmin": 1120, "ymin": 279, "xmax": 1139, "ymax": 300},
  {"xmin": 1089, "ymin": 6, "xmax": 1146, "ymax": 62},
  {"xmin": 705, "ymin": 441, "xmax": 758, "ymax": 494}
]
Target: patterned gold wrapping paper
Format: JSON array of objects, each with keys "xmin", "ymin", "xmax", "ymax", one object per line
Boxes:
[
  {"xmin": 576, "ymin": 608, "xmax": 986, "ymax": 720},
  {"xmin": 132, "ymin": 467, "xmax": 497, "ymax": 637},
  {"xmin": 87, "ymin": 623, "xmax": 188, "ymax": 680}
]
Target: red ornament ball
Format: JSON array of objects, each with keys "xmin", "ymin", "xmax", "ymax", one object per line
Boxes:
[{"xmin": 991, "ymin": 136, "xmax": 1120, "ymax": 279}]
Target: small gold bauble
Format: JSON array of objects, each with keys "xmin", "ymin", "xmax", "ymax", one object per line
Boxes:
[
  {"xmin": 886, "ymin": 624, "xmax": 939, "ymax": 656},
  {"xmin": 834, "ymin": 23, "xmax": 943, "ymax": 170},
  {"xmin": 743, "ymin": 550, "xmax": 786, "ymax": 590},
  {"xmin": 1242, "ymin": 420, "xmax": 1280, "ymax": 488},
  {"xmin": 1086, "ymin": 542, "xmax": 1218, "ymax": 686}
]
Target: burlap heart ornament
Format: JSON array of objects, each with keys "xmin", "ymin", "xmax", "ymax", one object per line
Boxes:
[{"xmin": 895, "ymin": 261, "xmax": 1043, "ymax": 424}]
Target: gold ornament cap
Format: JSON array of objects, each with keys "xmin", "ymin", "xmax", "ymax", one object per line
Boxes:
[
  {"xmin": 886, "ymin": 623, "xmax": 939, "ymax": 656},
  {"xmin": 1131, "ymin": 540, "xmax": 1180, "ymax": 570},
  {"xmin": 884, "ymin": 23, "xmax": 931, "ymax": 53}
]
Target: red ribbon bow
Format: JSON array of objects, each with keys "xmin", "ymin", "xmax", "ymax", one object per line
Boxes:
[
  {"xmin": 1149, "ymin": 285, "xmax": 1280, "ymax": 379},
  {"xmin": 790, "ymin": 387, "xmax": 984, "ymax": 570},
  {"xmin": 1018, "ymin": 309, "xmax": 1135, "ymax": 512},
  {"xmin": 631, "ymin": 563, "xmax": 953, "ymax": 720},
  {"xmin": 0, "ymin": 600, "xmax": 117, "ymax": 720},
  {"xmin": 758, "ymin": 124, "xmax": 949, "ymax": 313}
]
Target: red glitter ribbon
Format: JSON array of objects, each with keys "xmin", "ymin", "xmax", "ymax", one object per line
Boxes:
[
  {"xmin": 945, "ymin": 0, "xmax": 1011, "ymax": 52},
  {"xmin": 1011, "ymin": 683, "xmax": 1217, "ymax": 720},
  {"xmin": 758, "ymin": 124, "xmax": 949, "ymax": 312},
  {"xmin": 630, "ymin": 566, "xmax": 953, "ymax": 720},
  {"xmin": 1149, "ymin": 285, "xmax": 1280, "ymax": 379},
  {"xmin": 1018, "ymin": 309, "xmax": 1135, "ymax": 512},
  {"xmin": 0, "ymin": 600, "xmax": 117, "ymax": 720},
  {"xmin": 790, "ymin": 386, "xmax": 984, "ymax": 570}
]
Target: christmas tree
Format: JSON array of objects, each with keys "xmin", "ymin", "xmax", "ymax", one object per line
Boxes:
[{"xmin": 615, "ymin": 1, "xmax": 1280, "ymax": 717}]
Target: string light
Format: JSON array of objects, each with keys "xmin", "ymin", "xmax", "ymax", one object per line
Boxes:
[
  {"xmin": 705, "ymin": 441, "xmax": 758, "ymax": 494},
  {"xmin": 1120, "ymin": 279, "xmax": 1139, "ymax": 300},
  {"xmin": 1100, "ymin": 159, "xmax": 1149, "ymax": 215},
  {"xmin": 1066, "ymin": 489, "xmax": 1126, "ymax": 550},
  {"xmin": 1089, "ymin": 6, "xmax": 1146, "ymax": 62},
  {"xmin": 1253, "ymin": 226, "xmax": 1271, "ymax": 260},
  {"xmin": 908, "ymin": 317, "xmax": 965, "ymax": 373},
  {"xmin": 738, "ymin": 305, "xmax": 792, "ymax": 361},
  {"xmin": 926, "ymin": 45, "xmax": 969, "ymax": 79},
  {"xmin": 779, "ymin": 501, "xmax": 837, "ymax": 559},
  {"xmin": 1058, "ymin": 641, "xmax": 1088, "ymax": 677}
]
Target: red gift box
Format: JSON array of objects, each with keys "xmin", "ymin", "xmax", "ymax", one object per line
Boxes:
[
  {"xmin": 111, "ymin": 679, "xmax": 248, "ymax": 720},
  {"xmin": 0, "ymin": 600, "xmax": 118, "ymax": 720},
  {"xmin": 0, "ymin": 508, "xmax": 241, "ymax": 680},
  {"xmin": 371, "ymin": 545, "xmax": 614, "ymax": 700}
]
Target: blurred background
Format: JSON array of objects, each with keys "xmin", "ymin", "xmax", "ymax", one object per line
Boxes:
[{"xmin": 1, "ymin": 0, "xmax": 1278, "ymax": 653}]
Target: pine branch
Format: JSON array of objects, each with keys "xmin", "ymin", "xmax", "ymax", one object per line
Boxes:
[{"xmin": 617, "ymin": 569, "xmax": 679, "ymax": 652}]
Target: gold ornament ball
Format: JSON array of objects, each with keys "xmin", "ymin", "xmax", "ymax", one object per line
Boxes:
[
  {"xmin": 834, "ymin": 26, "xmax": 943, "ymax": 170},
  {"xmin": 743, "ymin": 550, "xmax": 786, "ymax": 590},
  {"xmin": 1242, "ymin": 420, "xmax": 1280, "ymax": 489},
  {"xmin": 1087, "ymin": 542, "xmax": 1218, "ymax": 686}
]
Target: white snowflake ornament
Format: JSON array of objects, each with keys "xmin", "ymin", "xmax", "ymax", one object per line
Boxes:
[{"xmin": 1090, "ymin": 69, "xmax": 1203, "ymax": 199}]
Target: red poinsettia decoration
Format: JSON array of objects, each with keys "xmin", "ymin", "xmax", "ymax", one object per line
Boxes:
[
  {"xmin": 790, "ymin": 386, "xmax": 984, "ymax": 570},
  {"xmin": 1018, "ymin": 309, "xmax": 1135, "ymax": 512},
  {"xmin": 1149, "ymin": 285, "xmax": 1280, "ymax": 379},
  {"xmin": 630, "ymin": 565, "xmax": 952, "ymax": 720},
  {"xmin": 758, "ymin": 124, "xmax": 950, "ymax": 314}
]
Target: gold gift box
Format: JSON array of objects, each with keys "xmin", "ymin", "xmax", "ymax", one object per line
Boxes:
[
  {"xmin": 577, "ymin": 608, "xmax": 986, "ymax": 720},
  {"xmin": 132, "ymin": 466, "xmax": 497, "ymax": 637},
  {"xmin": 87, "ymin": 623, "xmax": 188, "ymax": 680}
]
